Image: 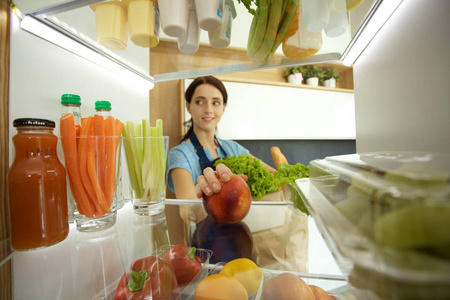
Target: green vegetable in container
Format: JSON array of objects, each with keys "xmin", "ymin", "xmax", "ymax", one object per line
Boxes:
[
  {"xmin": 122, "ymin": 119, "xmax": 166, "ymax": 202},
  {"xmin": 237, "ymin": 0, "xmax": 300, "ymax": 63}
]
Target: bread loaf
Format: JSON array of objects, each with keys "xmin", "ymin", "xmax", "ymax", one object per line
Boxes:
[{"xmin": 271, "ymin": 146, "xmax": 288, "ymax": 170}]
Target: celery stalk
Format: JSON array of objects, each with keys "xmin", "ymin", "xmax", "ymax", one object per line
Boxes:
[
  {"xmin": 146, "ymin": 120, "xmax": 166, "ymax": 202},
  {"xmin": 247, "ymin": 0, "xmax": 270, "ymax": 58},
  {"xmin": 252, "ymin": 0, "xmax": 284, "ymax": 63},
  {"xmin": 269, "ymin": 0, "xmax": 299, "ymax": 56},
  {"xmin": 124, "ymin": 119, "xmax": 167, "ymax": 203},
  {"xmin": 122, "ymin": 121, "xmax": 143, "ymax": 198}
]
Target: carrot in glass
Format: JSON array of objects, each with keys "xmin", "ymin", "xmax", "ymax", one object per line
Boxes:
[
  {"xmin": 93, "ymin": 115, "xmax": 106, "ymax": 192},
  {"xmin": 78, "ymin": 116, "xmax": 105, "ymax": 216},
  {"xmin": 104, "ymin": 117, "xmax": 118, "ymax": 206},
  {"xmin": 87, "ymin": 135, "xmax": 109, "ymax": 213},
  {"xmin": 60, "ymin": 114, "xmax": 94, "ymax": 218}
]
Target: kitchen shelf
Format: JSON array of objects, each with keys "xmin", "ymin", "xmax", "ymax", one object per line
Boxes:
[{"xmin": 219, "ymin": 77, "xmax": 354, "ymax": 93}]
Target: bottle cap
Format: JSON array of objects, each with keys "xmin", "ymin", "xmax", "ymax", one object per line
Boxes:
[
  {"xmin": 95, "ymin": 100, "xmax": 111, "ymax": 110},
  {"xmin": 13, "ymin": 118, "xmax": 56, "ymax": 128},
  {"xmin": 61, "ymin": 94, "xmax": 81, "ymax": 106}
]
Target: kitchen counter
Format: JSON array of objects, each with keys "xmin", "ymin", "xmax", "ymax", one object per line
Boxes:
[{"xmin": 12, "ymin": 198, "xmax": 346, "ymax": 299}]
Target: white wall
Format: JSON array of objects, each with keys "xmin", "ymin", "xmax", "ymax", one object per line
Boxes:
[
  {"xmin": 185, "ymin": 80, "xmax": 356, "ymax": 140},
  {"xmin": 9, "ymin": 14, "xmax": 150, "ymax": 148},
  {"xmin": 353, "ymin": 0, "xmax": 450, "ymax": 153}
]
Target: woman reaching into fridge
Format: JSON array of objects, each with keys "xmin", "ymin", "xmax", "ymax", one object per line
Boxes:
[{"xmin": 167, "ymin": 76, "xmax": 275, "ymax": 201}]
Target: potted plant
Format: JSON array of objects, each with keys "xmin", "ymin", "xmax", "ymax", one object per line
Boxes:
[
  {"xmin": 303, "ymin": 65, "xmax": 323, "ymax": 86},
  {"xmin": 322, "ymin": 67, "xmax": 341, "ymax": 88},
  {"xmin": 284, "ymin": 66, "xmax": 305, "ymax": 85}
]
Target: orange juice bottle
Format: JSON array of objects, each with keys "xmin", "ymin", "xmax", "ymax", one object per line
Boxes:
[
  {"xmin": 8, "ymin": 118, "xmax": 69, "ymax": 250},
  {"xmin": 282, "ymin": 2, "xmax": 323, "ymax": 59}
]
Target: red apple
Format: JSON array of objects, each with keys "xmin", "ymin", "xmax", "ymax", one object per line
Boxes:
[
  {"xmin": 202, "ymin": 174, "xmax": 252, "ymax": 223},
  {"xmin": 309, "ymin": 285, "xmax": 331, "ymax": 300}
]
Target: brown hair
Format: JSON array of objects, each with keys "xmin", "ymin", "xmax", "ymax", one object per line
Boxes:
[{"xmin": 181, "ymin": 76, "xmax": 228, "ymax": 143}]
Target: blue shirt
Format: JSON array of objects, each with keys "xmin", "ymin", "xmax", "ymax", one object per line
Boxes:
[{"xmin": 168, "ymin": 138, "xmax": 249, "ymax": 193}]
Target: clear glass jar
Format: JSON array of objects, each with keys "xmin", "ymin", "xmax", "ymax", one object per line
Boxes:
[{"xmin": 7, "ymin": 118, "xmax": 69, "ymax": 250}]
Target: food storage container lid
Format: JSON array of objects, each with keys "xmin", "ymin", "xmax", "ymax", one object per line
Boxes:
[
  {"xmin": 61, "ymin": 94, "xmax": 81, "ymax": 106},
  {"xmin": 313, "ymin": 151, "xmax": 449, "ymax": 184},
  {"xmin": 13, "ymin": 118, "xmax": 56, "ymax": 128},
  {"xmin": 95, "ymin": 100, "xmax": 111, "ymax": 110}
]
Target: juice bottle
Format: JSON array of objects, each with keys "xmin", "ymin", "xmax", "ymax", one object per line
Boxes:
[
  {"xmin": 282, "ymin": 2, "xmax": 323, "ymax": 59},
  {"xmin": 95, "ymin": 100, "xmax": 112, "ymax": 118},
  {"xmin": 61, "ymin": 93, "xmax": 82, "ymax": 124},
  {"xmin": 7, "ymin": 118, "xmax": 69, "ymax": 250}
]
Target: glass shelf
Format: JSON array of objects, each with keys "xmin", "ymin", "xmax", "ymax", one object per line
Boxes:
[
  {"xmin": 13, "ymin": 0, "xmax": 383, "ymax": 83},
  {"xmin": 12, "ymin": 200, "xmax": 353, "ymax": 299}
]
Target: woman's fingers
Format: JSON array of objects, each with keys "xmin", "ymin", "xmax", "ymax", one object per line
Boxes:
[
  {"xmin": 215, "ymin": 163, "xmax": 232, "ymax": 182},
  {"xmin": 196, "ymin": 167, "xmax": 218, "ymax": 197},
  {"xmin": 195, "ymin": 164, "xmax": 235, "ymax": 198}
]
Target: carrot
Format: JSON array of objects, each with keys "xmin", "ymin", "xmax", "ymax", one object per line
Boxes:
[
  {"xmin": 87, "ymin": 135, "xmax": 109, "ymax": 213},
  {"xmin": 60, "ymin": 114, "xmax": 94, "ymax": 218},
  {"xmin": 93, "ymin": 114, "xmax": 106, "ymax": 193},
  {"xmin": 75, "ymin": 124, "xmax": 81, "ymax": 148},
  {"xmin": 78, "ymin": 116, "xmax": 105, "ymax": 216},
  {"xmin": 104, "ymin": 116, "xmax": 118, "ymax": 206}
]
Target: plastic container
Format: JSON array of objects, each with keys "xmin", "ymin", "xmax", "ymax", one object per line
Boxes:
[
  {"xmin": 329, "ymin": 0, "xmax": 366, "ymax": 13},
  {"xmin": 302, "ymin": 0, "xmax": 330, "ymax": 32},
  {"xmin": 208, "ymin": 0, "xmax": 236, "ymax": 48},
  {"xmin": 95, "ymin": 100, "xmax": 112, "ymax": 118},
  {"xmin": 61, "ymin": 94, "xmax": 82, "ymax": 124},
  {"xmin": 195, "ymin": 0, "xmax": 224, "ymax": 31},
  {"xmin": 90, "ymin": 1, "xmax": 128, "ymax": 50},
  {"xmin": 305, "ymin": 152, "xmax": 450, "ymax": 300},
  {"xmin": 325, "ymin": 10, "xmax": 349, "ymax": 37},
  {"xmin": 7, "ymin": 118, "xmax": 69, "ymax": 250},
  {"xmin": 128, "ymin": 0, "xmax": 160, "ymax": 48},
  {"xmin": 159, "ymin": 0, "xmax": 190, "ymax": 37},
  {"xmin": 282, "ymin": 2, "xmax": 323, "ymax": 59},
  {"xmin": 177, "ymin": 0, "xmax": 201, "ymax": 54}
]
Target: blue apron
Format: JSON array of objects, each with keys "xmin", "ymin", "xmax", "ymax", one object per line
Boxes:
[{"xmin": 190, "ymin": 131, "xmax": 228, "ymax": 171}]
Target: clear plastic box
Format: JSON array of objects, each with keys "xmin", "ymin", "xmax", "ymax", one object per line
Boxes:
[{"xmin": 304, "ymin": 151, "xmax": 450, "ymax": 300}]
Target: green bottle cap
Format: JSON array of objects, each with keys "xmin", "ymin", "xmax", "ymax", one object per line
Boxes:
[
  {"xmin": 95, "ymin": 100, "xmax": 111, "ymax": 110},
  {"xmin": 61, "ymin": 94, "xmax": 81, "ymax": 106}
]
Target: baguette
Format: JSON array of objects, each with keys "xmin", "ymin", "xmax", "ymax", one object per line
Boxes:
[{"xmin": 271, "ymin": 146, "xmax": 288, "ymax": 170}]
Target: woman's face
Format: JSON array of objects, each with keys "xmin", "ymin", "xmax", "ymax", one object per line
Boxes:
[{"xmin": 187, "ymin": 83, "xmax": 226, "ymax": 133}]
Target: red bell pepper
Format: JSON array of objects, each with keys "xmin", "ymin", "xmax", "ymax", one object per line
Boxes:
[
  {"xmin": 163, "ymin": 244, "xmax": 203, "ymax": 286},
  {"xmin": 114, "ymin": 256, "xmax": 175, "ymax": 300}
]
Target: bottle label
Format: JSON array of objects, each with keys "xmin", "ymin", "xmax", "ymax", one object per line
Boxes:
[{"xmin": 217, "ymin": 0, "xmax": 224, "ymax": 18}]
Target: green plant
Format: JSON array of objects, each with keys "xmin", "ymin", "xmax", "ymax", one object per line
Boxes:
[
  {"xmin": 322, "ymin": 67, "xmax": 341, "ymax": 81},
  {"xmin": 284, "ymin": 66, "xmax": 306, "ymax": 78},
  {"xmin": 302, "ymin": 65, "xmax": 324, "ymax": 81}
]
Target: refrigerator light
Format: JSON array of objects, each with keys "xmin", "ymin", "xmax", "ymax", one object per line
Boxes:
[{"xmin": 341, "ymin": 0, "xmax": 404, "ymax": 66}]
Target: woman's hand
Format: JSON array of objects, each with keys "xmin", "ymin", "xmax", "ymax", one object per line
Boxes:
[{"xmin": 195, "ymin": 163, "xmax": 247, "ymax": 198}]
